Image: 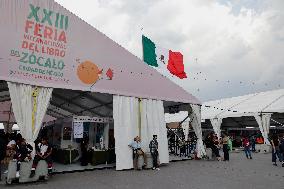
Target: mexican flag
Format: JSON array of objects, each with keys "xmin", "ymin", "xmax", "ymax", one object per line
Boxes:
[{"xmin": 142, "ymin": 35, "xmax": 187, "ymax": 79}]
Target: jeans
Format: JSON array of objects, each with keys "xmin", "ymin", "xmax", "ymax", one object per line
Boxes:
[
  {"xmin": 151, "ymin": 151, "xmax": 159, "ymax": 168},
  {"xmin": 272, "ymin": 149, "xmax": 283, "ymax": 163},
  {"xmin": 251, "ymin": 143, "xmax": 256, "ymax": 152},
  {"xmin": 223, "ymin": 144, "xmax": 229, "ymax": 161},
  {"xmin": 32, "ymin": 155, "xmax": 53, "ymax": 170},
  {"xmin": 244, "ymin": 147, "xmax": 252, "ymax": 158}
]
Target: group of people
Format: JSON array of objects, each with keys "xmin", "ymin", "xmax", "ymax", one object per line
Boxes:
[
  {"xmin": 129, "ymin": 135, "xmax": 160, "ymax": 171},
  {"xmin": 0, "ymin": 131, "xmax": 53, "ymax": 180},
  {"xmin": 204, "ymin": 131, "xmax": 284, "ymax": 168},
  {"xmin": 205, "ymin": 132, "xmax": 230, "ymax": 161},
  {"xmin": 205, "ymin": 132, "xmax": 257, "ymax": 161}
]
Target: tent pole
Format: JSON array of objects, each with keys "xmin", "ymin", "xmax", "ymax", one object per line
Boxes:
[
  {"xmin": 6, "ymin": 103, "xmax": 12, "ymax": 133},
  {"xmin": 138, "ymin": 98, "xmax": 142, "ymax": 138}
]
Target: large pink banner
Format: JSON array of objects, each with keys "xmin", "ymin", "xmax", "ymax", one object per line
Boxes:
[{"xmin": 0, "ymin": 0, "xmax": 200, "ymax": 104}]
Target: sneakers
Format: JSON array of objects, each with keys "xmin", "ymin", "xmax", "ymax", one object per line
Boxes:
[
  {"xmin": 152, "ymin": 167, "xmax": 160, "ymax": 171},
  {"xmin": 273, "ymin": 163, "xmax": 277, "ymax": 166},
  {"xmin": 282, "ymin": 163, "xmax": 284, "ymax": 167},
  {"xmin": 16, "ymin": 171, "xmax": 20, "ymax": 178}
]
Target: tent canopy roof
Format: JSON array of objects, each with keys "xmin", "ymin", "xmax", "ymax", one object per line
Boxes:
[
  {"xmin": 202, "ymin": 88, "xmax": 284, "ymax": 120},
  {"xmin": 0, "ymin": 0, "xmax": 200, "ymax": 105}
]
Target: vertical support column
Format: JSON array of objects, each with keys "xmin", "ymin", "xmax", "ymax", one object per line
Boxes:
[{"xmin": 138, "ymin": 98, "xmax": 142, "ymax": 138}]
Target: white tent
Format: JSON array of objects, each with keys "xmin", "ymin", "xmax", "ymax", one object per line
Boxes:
[
  {"xmin": 0, "ymin": 0, "xmax": 202, "ymax": 170},
  {"xmin": 202, "ymin": 88, "xmax": 284, "ymax": 143}
]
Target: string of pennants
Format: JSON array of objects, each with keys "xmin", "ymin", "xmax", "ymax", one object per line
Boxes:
[
  {"xmin": 271, "ymin": 118, "xmax": 284, "ymax": 127},
  {"xmin": 201, "ymin": 105, "xmax": 284, "ymax": 127}
]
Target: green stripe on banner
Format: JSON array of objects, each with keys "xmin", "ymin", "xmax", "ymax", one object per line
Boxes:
[{"xmin": 142, "ymin": 35, "xmax": 158, "ymax": 67}]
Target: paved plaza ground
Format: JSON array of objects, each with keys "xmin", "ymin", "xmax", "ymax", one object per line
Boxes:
[{"xmin": 1, "ymin": 152, "xmax": 284, "ymax": 189}]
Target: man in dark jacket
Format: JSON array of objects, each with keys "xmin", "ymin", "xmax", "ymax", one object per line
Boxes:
[
  {"xmin": 279, "ymin": 134, "xmax": 284, "ymax": 167},
  {"xmin": 15, "ymin": 138, "xmax": 33, "ymax": 178},
  {"xmin": 149, "ymin": 135, "xmax": 160, "ymax": 170}
]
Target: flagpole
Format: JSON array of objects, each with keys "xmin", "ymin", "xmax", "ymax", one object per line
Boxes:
[
  {"xmin": 138, "ymin": 27, "xmax": 143, "ymax": 138},
  {"xmin": 141, "ymin": 27, "xmax": 144, "ymax": 61}
]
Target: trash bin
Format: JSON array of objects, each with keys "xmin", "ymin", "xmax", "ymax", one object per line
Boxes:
[{"xmin": 145, "ymin": 152, "xmax": 153, "ymax": 169}]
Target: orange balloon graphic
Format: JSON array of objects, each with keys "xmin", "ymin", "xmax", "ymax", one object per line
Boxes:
[{"xmin": 77, "ymin": 60, "xmax": 101, "ymax": 85}]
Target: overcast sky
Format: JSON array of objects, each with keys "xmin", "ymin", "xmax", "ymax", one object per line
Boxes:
[{"xmin": 55, "ymin": 0, "xmax": 284, "ymax": 102}]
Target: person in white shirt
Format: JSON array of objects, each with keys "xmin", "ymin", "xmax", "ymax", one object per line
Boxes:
[
  {"xmin": 30, "ymin": 137, "xmax": 53, "ymax": 177},
  {"xmin": 129, "ymin": 136, "xmax": 147, "ymax": 170}
]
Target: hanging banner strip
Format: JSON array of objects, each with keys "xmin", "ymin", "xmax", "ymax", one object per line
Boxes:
[{"xmin": 31, "ymin": 87, "xmax": 39, "ymax": 132}]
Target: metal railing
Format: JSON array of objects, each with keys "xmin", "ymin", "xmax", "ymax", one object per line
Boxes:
[{"xmin": 168, "ymin": 140, "xmax": 196, "ymax": 158}]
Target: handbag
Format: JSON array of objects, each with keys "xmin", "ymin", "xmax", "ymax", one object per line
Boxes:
[{"xmin": 137, "ymin": 149, "xmax": 143, "ymax": 155}]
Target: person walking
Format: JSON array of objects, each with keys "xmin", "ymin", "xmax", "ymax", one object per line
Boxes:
[
  {"xmin": 243, "ymin": 136, "xmax": 252, "ymax": 159},
  {"xmin": 149, "ymin": 135, "xmax": 160, "ymax": 170},
  {"xmin": 279, "ymin": 134, "xmax": 284, "ymax": 167},
  {"xmin": 222, "ymin": 133, "xmax": 230, "ymax": 161},
  {"xmin": 270, "ymin": 134, "xmax": 282, "ymax": 166},
  {"xmin": 250, "ymin": 135, "xmax": 256, "ymax": 152}
]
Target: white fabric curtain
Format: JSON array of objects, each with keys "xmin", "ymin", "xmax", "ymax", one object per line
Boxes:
[
  {"xmin": 103, "ymin": 123, "xmax": 109, "ymax": 149},
  {"xmin": 8, "ymin": 82, "xmax": 33, "ymax": 141},
  {"xmin": 33, "ymin": 87, "xmax": 53, "ymax": 141},
  {"xmin": 190, "ymin": 104, "xmax": 206, "ymax": 158},
  {"xmin": 181, "ymin": 121, "xmax": 189, "ymax": 141},
  {"xmin": 113, "ymin": 95, "xmax": 139, "ymax": 170},
  {"xmin": 254, "ymin": 113, "xmax": 272, "ymax": 145},
  {"xmin": 8, "ymin": 82, "xmax": 53, "ymax": 146},
  {"xmin": 210, "ymin": 118, "xmax": 223, "ymax": 139},
  {"xmin": 140, "ymin": 99, "xmax": 169, "ymax": 164}
]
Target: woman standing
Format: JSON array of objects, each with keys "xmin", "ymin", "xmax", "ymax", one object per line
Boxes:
[{"xmin": 222, "ymin": 133, "xmax": 230, "ymax": 161}]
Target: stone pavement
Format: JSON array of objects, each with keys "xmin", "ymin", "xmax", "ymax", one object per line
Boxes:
[{"xmin": 1, "ymin": 153, "xmax": 283, "ymax": 189}]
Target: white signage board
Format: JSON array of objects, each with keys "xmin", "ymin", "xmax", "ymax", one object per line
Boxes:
[
  {"xmin": 73, "ymin": 116, "xmax": 113, "ymax": 123},
  {"xmin": 73, "ymin": 122, "xmax": 84, "ymax": 139}
]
